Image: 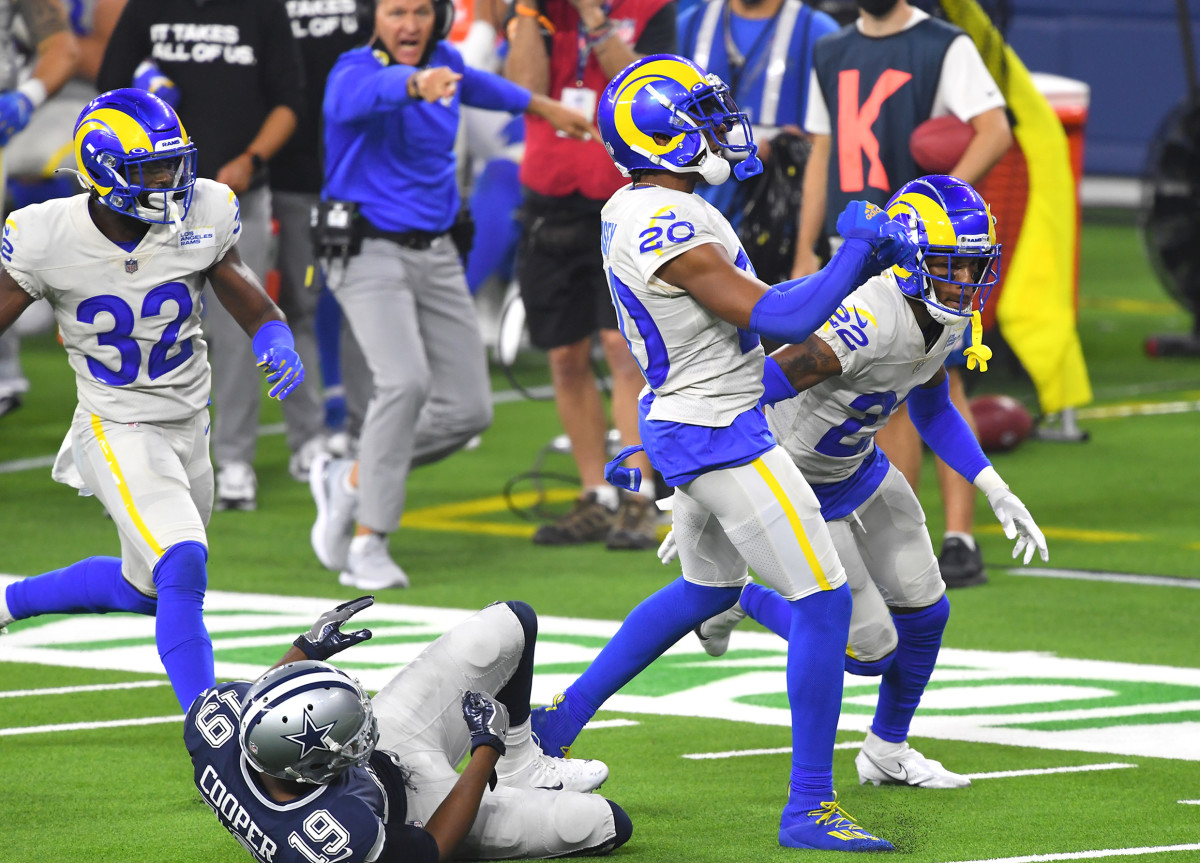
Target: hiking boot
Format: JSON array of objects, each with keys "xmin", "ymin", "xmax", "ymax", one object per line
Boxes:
[{"xmin": 532, "ymin": 491, "xmax": 617, "ymax": 545}]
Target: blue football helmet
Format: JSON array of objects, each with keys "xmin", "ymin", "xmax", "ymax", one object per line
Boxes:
[
  {"xmin": 73, "ymin": 88, "xmax": 197, "ymax": 225},
  {"xmin": 239, "ymin": 660, "xmax": 379, "ymax": 785},
  {"xmin": 885, "ymin": 175, "xmax": 1001, "ymax": 324},
  {"xmin": 597, "ymin": 54, "xmax": 762, "ymax": 185}
]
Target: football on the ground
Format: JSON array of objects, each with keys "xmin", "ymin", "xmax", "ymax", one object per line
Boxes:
[
  {"xmin": 970, "ymin": 394, "xmax": 1034, "ymax": 453},
  {"xmin": 909, "ymin": 115, "xmax": 975, "ymax": 174}
]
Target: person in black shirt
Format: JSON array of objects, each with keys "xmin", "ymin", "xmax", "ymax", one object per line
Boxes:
[
  {"xmin": 98, "ymin": 0, "xmax": 317, "ymax": 511},
  {"xmin": 186, "ymin": 596, "xmax": 632, "ymax": 862}
]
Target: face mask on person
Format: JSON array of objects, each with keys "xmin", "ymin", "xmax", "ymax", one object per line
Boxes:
[{"xmin": 857, "ymin": 0, "xmax": 901, "ymax": 16}]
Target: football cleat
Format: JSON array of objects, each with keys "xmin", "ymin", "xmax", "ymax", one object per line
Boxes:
[
  {"xmin": 310, "ymin": 454, "xmax": 358, "ymax": 571},
  {"xmin": 530, "ymin": 693, "xmax": 582, "ymax": 759},
  {"xmin": 500, "ymin": 746, "xmax": 610, "ymax": 793},
  {"xmin": 694, "ymin": 603, "xmax": 747, "ymax": 657},
  {"xmin": 856, "ymin": 731, "xmax": 970, "ymax": 789},
  {"xmin": 779, "ymin": 793, "xmax": 894, "ymax": 852}
]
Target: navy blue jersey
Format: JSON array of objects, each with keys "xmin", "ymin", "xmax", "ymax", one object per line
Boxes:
[{"xmin": 185, "ymin": 683, "xmax": 438, "ymax": 863}]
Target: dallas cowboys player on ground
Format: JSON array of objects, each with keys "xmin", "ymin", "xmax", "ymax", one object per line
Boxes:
[
  {"xmin": 186, "ymin": 596, "xmax": 630, "ymax": 863},
  {"xmin": 662, "ymin": 175, "xmax": 1049, "ymax": 788},
  {"xmin": 0, "ymin": 88, "xmax": 304, "ymax": 710},
  {"xmin": 529, "ymin": 54, "xmax": 917, "ymax": 851}
]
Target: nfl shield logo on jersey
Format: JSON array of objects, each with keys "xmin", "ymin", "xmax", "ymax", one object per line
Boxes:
[{"xmin": 125, "ymin": 258, "xmax": 138, "ymax": 274}]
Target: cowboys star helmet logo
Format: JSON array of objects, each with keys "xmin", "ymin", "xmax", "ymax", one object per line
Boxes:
[{"xmin": 282, "ymin": 710, "xmax": 338, "ymax": 759}]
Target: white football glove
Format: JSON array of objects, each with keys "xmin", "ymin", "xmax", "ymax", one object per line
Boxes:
[
  {"xmin": 657, "ymin": 529, "xmax": 678, "ymax": 565},
  {"xmin": 984, "ymin": 486, "xmax": 1048, "ymax": 565}
]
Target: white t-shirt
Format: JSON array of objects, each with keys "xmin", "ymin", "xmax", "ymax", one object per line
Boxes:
[
  {"xmin": 803, "ymin": 8, "xmax": 1005, "ymax": 136},
  {"xmin": 3, "ymin": 179, "xmax": 242, "ymax": 423},
  {"xmin": 600, "ymin": 183, "xmax": 765, "ymax": 426}
]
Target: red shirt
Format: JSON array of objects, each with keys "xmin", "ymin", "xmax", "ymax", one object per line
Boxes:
[{"xmin": 520, "ymin": 0, "xmax": 671, "ymax": 201}]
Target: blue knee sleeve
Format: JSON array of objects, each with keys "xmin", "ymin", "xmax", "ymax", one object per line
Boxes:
[
  {"xmin": 567, "ymin": 578, "xmax": 742, "ymax": 725},
  {"xmin": 785, "ymin": 584, "xmax": 852, "ymax": 809},
  {"xmin": 153, "ymin": 541, "xmax": 215, "ymax": 712},
  {"xmin": 495, "ymin": 600, "xmax": 537, "ymax": 725},
  {"xmin": 5, "ymin": 556, "xmax": 156, "ymax": 620},
  {"xmin": 872, "ymin": 595, "xmax": 950, "ymax": 743}
]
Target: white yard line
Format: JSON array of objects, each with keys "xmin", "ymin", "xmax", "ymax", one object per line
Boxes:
[
  {"xmin": 942, "ymin": 844, "xmax": 1200, "ymax": 863},
  {"xmin": 0, "ymin": 715, "xmax": 181, "ymax": 736},
  {"xmin": 0, "ymin": 680, "xmax": 169, "ymax": 698},
  {"xmin": 1179, "ymin": 800, "xmax": 1200, "ymax": 805},
  {"xmin": 682, "ymin": 741, "xmax": 864, "ymax": 760},
  {"xmin": 588, "ymin": 719, "xmax": 640, "ymax": 730},
  {"xmin": 963, "ymin": 762, "xmax": 1136, "ymax": 780},
  {"xmin": 1011, "ymin": 569, "xmax": 1200, "ymax": 589}
]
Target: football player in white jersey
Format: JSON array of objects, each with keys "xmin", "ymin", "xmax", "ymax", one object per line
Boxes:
[
  {"xmin": 530, "ymin": 55, "xmax": 919, "ymax": 852},
  {"xmin": 0, "ymin": 88, "xmax": 305, "ymax": 712},
  {"xmin": 665, "ymin": 175, "xmax": 1048, "ymax": 788}
]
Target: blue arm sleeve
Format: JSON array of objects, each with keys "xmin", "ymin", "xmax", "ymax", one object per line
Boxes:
[
  {"xmin": 907, "ymin": 376, "xmax": 991, "ymax": 482},
  {"xmin": 461, "ymin": 66, "xmax": 532, "ymax": 114},
  {"xmin": 747, "ymin": 238, "xmax": 873, "ymax": 343},
  {"xmin": 759, "ymin": 356, "xmax": 799, "ymax": 407},
  {"xmin": 252, "ymin": 320, "xmax": 295, "ymax": 356},
  {"xmin": 324, "ymin": 56, "xmax": 414, "ymax": 123}
]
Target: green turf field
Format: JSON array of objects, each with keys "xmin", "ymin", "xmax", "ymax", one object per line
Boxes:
[{"xmin": 2, "ymin": 218, "xmax": 1199, "ymax": 863}]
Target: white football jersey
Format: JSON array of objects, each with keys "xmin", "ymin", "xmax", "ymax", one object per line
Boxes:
[
  {"xmin": 601, "ymin": 184, "xmax": 764, "ymax": 426},
  {"xmin": 768, "ymin": 273, "xmax": 970, "ymax": 485},
  {"xmin": 3, "ymin": 179, "xmax": 242, "ymax": 423}
]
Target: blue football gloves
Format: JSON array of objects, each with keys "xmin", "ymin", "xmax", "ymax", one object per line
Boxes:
[
  {"xmin": 293, "ymin": 595, "xmax": 374, "ymax": 661},
  {"xmin": 0, "ymin": 90, "xmax": 34, "ymax": 147},
  {"xmin": 836, "ymin": 200, "xmax": 890, "ymax": 240},
  {"xmin": 462, "ymin": 690, "xmax": 508, "ymax": 756},
  {"xmin": 133, "ymin": 60, "xmax": 181, "ymax": 109},
  {"xmin": 836, "ymin": 200, "xmax": 918, "ymax": 273},
  {"xmin": 252, "ymin": 320, "xmax": 305, "ymax": 400}
]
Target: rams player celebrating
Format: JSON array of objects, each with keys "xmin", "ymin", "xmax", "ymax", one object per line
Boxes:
[
  {"xmin": 531, "ymin": 55, "xmax": 916, "ymax": 851},
  {"xmin": 673, "ymin": 175, "xmax": 1049, "ymax": 789},
  {"xmin": 0, "ymin": 89, "xmax": 304, "ymax": 712}
]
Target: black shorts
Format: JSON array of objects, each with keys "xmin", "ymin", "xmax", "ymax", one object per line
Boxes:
[{"xmin": 515, "ymin": 191, "xmax": 617, "ymax": 350}]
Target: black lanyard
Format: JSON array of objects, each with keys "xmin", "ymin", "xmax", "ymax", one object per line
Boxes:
[{"xmin": 576, "ymin": 1, "xmax": 617, "ymax": 86}]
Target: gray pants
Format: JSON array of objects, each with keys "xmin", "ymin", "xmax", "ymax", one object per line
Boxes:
[
  {"xmin": 205, "ymin": 185, "xmax": 323, "ymax": 466},
  {"xmin": 332, "ymin": 236, "xmax": 492, "ymax": 533}
]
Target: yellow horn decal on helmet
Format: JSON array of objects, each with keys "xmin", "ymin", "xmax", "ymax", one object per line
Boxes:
[
  {"xmin": 964, "ymin": 310, "xmax": 992, "ymax": 372},
  {"xmin": 80, "ymin": 108, "xmax": 155, "ymax": 154},
  {"xmin": 613, "ymin": 58, "xmax": 704, "ymax": 157},
  {"xmin": 985, "ymin": 202, "xmax": 997, "ymax": 244},
  {"xmin": 892, "ymin": 191, "xmax": 958, "ymax": 247},
  {"xmin": 74, "ymin": 119, "xmax": 115, "ymax": 195}
]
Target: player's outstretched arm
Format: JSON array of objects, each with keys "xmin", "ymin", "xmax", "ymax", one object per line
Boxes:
[
  {"xmin": 267, "ymin": 596, "xmax": 376, "ymax": 671},
  {"xmin": 0, "ymin": 268, "xmax": 36, "ymax": 337},
  {"xmin": 208, "ymin": 245, "xmax": 305, "ymax": 400},
  {"xmin": 907, "ymin": 370, "xmax": 1048, "ymax": 564}
]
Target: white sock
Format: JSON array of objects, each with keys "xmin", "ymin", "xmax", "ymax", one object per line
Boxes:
[
  {"xmin": 588, "ymin": 484, "xmax": 620, "ymax": 512},
  {"xmin": 632, "ymin": 476, "xmax": 656, "ymax": 502},
  {"xmin": 497, "ymin": 718, "xmax": 537, "ymax": 779},
  {"xmin": 944, "ymin": 531, "xmax": 976, "ymax": 551}
]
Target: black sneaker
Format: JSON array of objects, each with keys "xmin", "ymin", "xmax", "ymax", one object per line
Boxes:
[{"xmin": 939, "ymin": 536, "xmax": 987, "ymax": 588}]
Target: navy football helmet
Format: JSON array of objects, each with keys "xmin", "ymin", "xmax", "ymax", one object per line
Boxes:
[
  {"xmin": 597, "ymin": 54, "xmax": 762, "ymax": 185},
  {"xmin": 885, "ymin": 174, "xmax": 1001, "ymax": 325},
  {"xmin": 73, "ymin": 88, "xmax": 197, "ymax": 226},
  {"xmin": 239, "ymin": 660, "xmax": 379, "ymax": 785}
]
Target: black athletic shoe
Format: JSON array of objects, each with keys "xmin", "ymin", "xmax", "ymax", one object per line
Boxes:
[{"xmin": 939, "ymin": 536, "xmax": 988, "ymax": 588}]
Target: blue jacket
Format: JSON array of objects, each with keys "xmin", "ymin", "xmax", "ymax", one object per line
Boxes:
[{"xmin": 323, "ymin": 41, "xmax": 531, "ymax": 233}]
